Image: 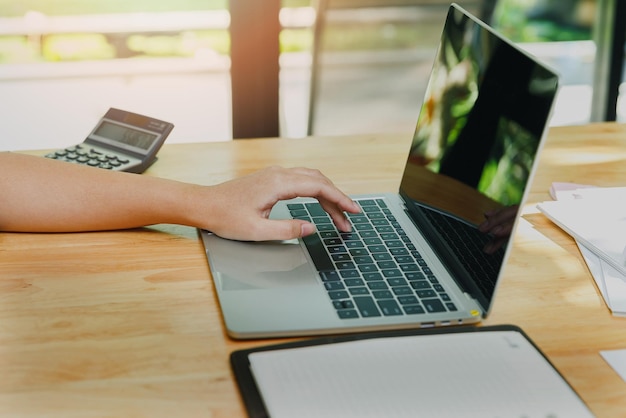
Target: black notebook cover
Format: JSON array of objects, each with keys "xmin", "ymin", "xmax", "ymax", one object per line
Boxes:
[{"xmin": 230, "ymin": 324, "xmax": 591, "ymax": 418}]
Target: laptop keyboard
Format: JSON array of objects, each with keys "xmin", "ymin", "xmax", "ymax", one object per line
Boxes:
[
  {"xmin": 287, "ymin": 199, "xmax": 458, "ymax": 320},
  {"xmin": 419, "ymin": 206, "xmax": 503, "ymax": 302}
]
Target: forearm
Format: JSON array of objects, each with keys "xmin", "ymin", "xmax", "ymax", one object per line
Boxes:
[
  {"xmin": 1, "ymin": 152, "xmax": 358, "ymax": 240},
  {"xmin": 0, "ymin": 152, "xmax": 203, "ymax": 232}
]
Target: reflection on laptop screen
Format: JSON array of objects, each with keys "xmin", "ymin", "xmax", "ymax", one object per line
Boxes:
[{"xmin": 399, "ymin": 5, "xmax": 559, "ymax": 310}]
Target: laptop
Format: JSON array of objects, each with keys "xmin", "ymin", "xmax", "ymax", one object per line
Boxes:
[{"xmin": 200, "ymin": 3, "xmax": 559, "ymax": 339}]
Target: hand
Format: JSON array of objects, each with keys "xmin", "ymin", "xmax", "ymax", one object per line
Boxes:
[
  {"xmin": 198, "ymin": 166, "xmax": 360, "ymax": 241},
  {"xmin": 478, "ymin": 205, "xmax": 519, "ymax": 254}
]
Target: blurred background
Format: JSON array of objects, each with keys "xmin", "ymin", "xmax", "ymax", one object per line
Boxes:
[{"xmin": 0, "ymin": 0, "xmax": 617, "ymax": 151}]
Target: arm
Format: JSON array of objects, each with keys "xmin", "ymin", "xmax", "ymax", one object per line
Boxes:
[{"xmin": 0, "ymin": 152, "xmax": 360, "ymax": 241}]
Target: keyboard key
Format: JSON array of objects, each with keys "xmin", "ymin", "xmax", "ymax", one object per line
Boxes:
[
  {"xmin": 333, "ymin": 300, "xmax": 354, "ymax": 310},
  {"xmin": 359, "ymin": 200, "xmax": 377, "ymax": 207},
  {"xmin": 349, "ymin": 287, "xmax": 370, "ymax": 296},
  {"xmin": 324, "ymin": 238, "xmax": 342, "ymax": 246},
  {"xmin": 353, "ymin": 256, "xmax": 373, "ymax": 264},
  {"xmin": 320, "ymin": 271, "xmax": 340, "ymax": 281},
  {"xmin": 405, "ymin": 272, "xmax": 426, "ymax": 281},
  {"xmin": 392, "ymin": 286, "xmax": 413, "ymax": 296},
  {"xmin": 367, "ymin": 281, "xmax": 388, "ymax": 290},
  {"xmin": 313, "ymin": 215, "xmax": 332, "ymax": 224},
  {"xmin": 399, "ymin": 264, "xmax": 419, "ymax": 272},
  {"xmin": 349, "ymin": 248, "xmax": 368, "ymax": 257},
  {"xmin": 404, "ymin": 304, "xmax": 426, "ymax": 315},
  {"xmin": 380, "ymin": 233, "xmax": 399, "ymax": 241},
  {"xmin": 336, "ymin": 261, "xmax": 356, "ymax": 270},
  {"xmin": 302, "ymin": 233, "xmax": 334, "ymax": 271},
  {"xmin": 340, "ymin": 232, "xmax": 360, "ymax": 241},
  {"xmin": 289, "ymin": 209, "xmax": 308, "ymax": 218},
  {"xmin": 382, "ymin": 269, "xmax": 402, "ymax": 278},
  {"xmin": 337, "ymin": 310, "xmax": 359, "ymax": 319},
  {"xmin": 410, "ymin": 280, "xmax": 432, "ymax": 290},
  {"xmin": 422, "ymin": 298, "xmax": 446, "ymax": 313},
  {"xmin": 445, "ymin": 302, "xmax": 458, "ymax": 311},
  {"xmin": 397, "ymin": 295, "xmax": 419, "ymax": 305},
  {"xmin": 332, "ymin": 253, "xmax": 351, "ymax": 262},
  {"xmin": 363, "ymin": 272, "xmax": 383, "ymax": 281},
  {"xmin": 377, "ymin": 261, "xmax": 396, "ymax": 270},
  {"xmin": 390, "ymin": 248, "xmax": 409, "ymax": 256},
  {"xmin": 372, "ymin": 290, "xmax": 393, "ymax": 299},
  {"xmin": 328, "ymin": 245, "xmax": 347, "ymax": 254},
  {"xmin": 363, "ymin": 237, "xmax": 382, "ymax": 245},
  {"xmin": 305, "ymin": 202, "xmax": 327, "ymax": 217},
  {"xmin": 324, "ymin": 282, "xmax": 345, "ymax": 291},
  {"xmin": 373, "ymin": 253, "xmax": 393, "ymax": 261},
  {"xmin": 386, "ymin": 239, "xmax": 404, "ymax": 249},
  {"xmin": 350, "ymin": 215, "xmax": 369, "ymax": 224},
  {"xmin": 353, "ymin": 296, "xmax": 381, "ymax": 317},
  {"xmin": 416, "ymin": 290, "xmax": 437, "ymax": 298},
  {"xmin": 317, "ymin": 224, "xmax": 336, "ymax": 231},
  {"xmin": 387, "ymin": 277, "xmax": 407, "ymax": 287},
  {"xmin": 358, "ymin": 264, "xmax": 378, "ymax": 273},
  {"xmin": 344, "ymin": 278, "xmax": 365, "ymax": 287},
  {"xmin": 378, "ymin": 299, "xmax": 403, "ymax": 316},
  {"xmin": 328, "ymin": 290, "xmax": 349, "ymax": 300}
]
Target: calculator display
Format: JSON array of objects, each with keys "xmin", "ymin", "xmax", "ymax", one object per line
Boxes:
[{"xmin": 93, "ymin": 121, "xmax": 158, "ymax": 151}]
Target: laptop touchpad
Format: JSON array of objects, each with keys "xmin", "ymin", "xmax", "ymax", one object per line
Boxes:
[{"xmin": 204, "ymin": 236, "xmax": 318, "ymax": 290}]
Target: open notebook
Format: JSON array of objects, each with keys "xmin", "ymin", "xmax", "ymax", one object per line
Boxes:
[{"xmin": 231, "ymin": 325, "xmax": 593, "ymax": 417}]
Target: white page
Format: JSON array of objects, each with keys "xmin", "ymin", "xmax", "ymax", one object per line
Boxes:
[
  {"xmin": 577, "ymin": 241, "xmax": 626, "ymax": 316},
  {"xmin": 249, "ymin": 331, "xmax": 593, "ymax": 418},
  {"xmin": 601, "ymin": 349, "xmax": 626, "ymax": 383},
  {"xmin": 537, "ymin": 199, "xmax": 626, "ymax": 275}
]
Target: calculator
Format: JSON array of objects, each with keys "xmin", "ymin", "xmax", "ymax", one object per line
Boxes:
[{"xmin": 45, "ymin": 108, "xmax": 174, "ymax": 174}]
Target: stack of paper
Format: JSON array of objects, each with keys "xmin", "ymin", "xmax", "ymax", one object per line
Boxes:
[{"xmin": 537, "ymin": 184, "xmax": 626, "ymax": 316}]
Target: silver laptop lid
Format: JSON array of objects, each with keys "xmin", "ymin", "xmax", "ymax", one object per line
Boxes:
[{"xmin": 398, "ymin": 4, "xmax": 559, "ymax": 313}]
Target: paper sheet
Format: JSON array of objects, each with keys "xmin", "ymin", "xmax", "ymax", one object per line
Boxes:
[
  {"xmin": 577, "ymin": 242, "xmax": 626, "ymax": 316},
  {"xmin": 537, "ymin": 198, "xmax": 626, "ymax": 276},
  {"xmin": 601, "ymin": 349, "xmax": 626, "ymax": 383},
  {"xmin": 539, "ymin": 183, "xmax": 626, "ymax": 316},
  {"xmin": 249, "ymin": 331, "xmax": 592, "ymax": 418}
]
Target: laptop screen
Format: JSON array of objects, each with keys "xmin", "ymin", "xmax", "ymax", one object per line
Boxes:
[{"xmin": 399, "ymin": 4, "xmax": 559, "ymax": 311}]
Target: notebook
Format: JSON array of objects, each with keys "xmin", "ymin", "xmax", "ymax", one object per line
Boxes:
[
  {"xmin": 200, "ymin": 3, "xmax": 559, "ymax": 339},
  {"xmin": 231, "ymin": 325, "xmax": 593, "ymax": 417}
]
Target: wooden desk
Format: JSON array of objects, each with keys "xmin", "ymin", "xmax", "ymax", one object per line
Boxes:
[{"xmin": 2, "ymin": 126, "xmax": 626, "ymax": 417}]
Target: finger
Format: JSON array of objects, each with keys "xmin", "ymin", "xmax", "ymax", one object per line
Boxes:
[
  {"xmin": 289, "ymin": 168, "xmax": 359, "ymax": 212},
  {"xmin": 280, "ymin": 168, "xmax": 360, "ymax": 231}
]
